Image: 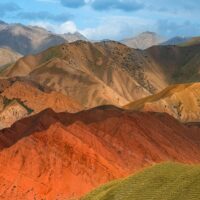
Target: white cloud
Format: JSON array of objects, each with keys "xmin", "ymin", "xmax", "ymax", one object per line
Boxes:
[
  {"xmin": 30, "ymin": 20, "xmax": 78, "ymax": 34},
  {"xmin": 80, "ymin": 16, "xmax": 154, "ymax": 40},
  {"xmin": 59, "ymin": 21, "xmax": 77, "ymax": 33},
  {"xmin": 30, "ymin": 16, "xmax": 154, "ymax": 40}
]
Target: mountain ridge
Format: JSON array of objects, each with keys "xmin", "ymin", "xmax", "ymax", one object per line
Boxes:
[
  {"xmin": 121, "ymin": 31, "xmax": 164, "ymax": 49},
  {"xmin": 0, "ymin": 22, "xmax": 87, "ymax": 55},
  {"xmin": 124, "ymin": 82, "xmax": 200, "ymax": 122}
]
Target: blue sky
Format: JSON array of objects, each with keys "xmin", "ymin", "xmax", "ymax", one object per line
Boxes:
[{"xmin": 0, "ymin": 0, "xmax": 200, "ymax": 40}]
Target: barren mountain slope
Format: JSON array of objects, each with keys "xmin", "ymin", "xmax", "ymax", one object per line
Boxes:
[
  {"xmin": 0, "ymin": 106, "xmax": 199, "ymax": 199},
  {"xmin": 0, "ymin": 78, "xmax": 82, "ymax": 129},
  {"xmin": 1, "ymin": 41, "xmax": 168, "ymax": 107},
  {"xmin": 124, "ymin": 83, "xmax": 200, "ymax": 122},
  {"xmin": 0, "ymin": 98, "xmax": 29, "ymax": 129}
]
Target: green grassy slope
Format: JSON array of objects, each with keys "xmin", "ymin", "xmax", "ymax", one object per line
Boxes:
[{"xmin": 82, "ymin": 162, "xmax": 200, "ymax": 200}]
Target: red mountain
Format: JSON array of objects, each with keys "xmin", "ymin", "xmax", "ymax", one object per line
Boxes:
[{"xmin": 0, "ymin": 106, "xmax": 199, "ymax": 199}]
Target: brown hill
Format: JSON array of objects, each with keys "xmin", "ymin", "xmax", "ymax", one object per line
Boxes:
[
  {"xmin": 124, "ymin": 83, "xmax": 200, "ymax": 122},
  {"xmin": 0, "ymin": 106, "xmax": 199, "ymax": 199},
  {"xmin": 0, "ymin": 41, "xmax": 168, "ymax": 108},
  {"xmin": 0, "ymin": 78, "xmax": 82, "ymax": 129},
  {"xmin": 2, "ymin": 41, "xmax": 200, "ymax": 109},
  {"xmin": 1, "ymin": 41, "xmax": 200, "ymax": 111}
]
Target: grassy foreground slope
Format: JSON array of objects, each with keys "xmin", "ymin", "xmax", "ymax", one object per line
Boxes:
[{"xmin": 82, "ymin": 162, "xmax": 200, "ymax": 200}]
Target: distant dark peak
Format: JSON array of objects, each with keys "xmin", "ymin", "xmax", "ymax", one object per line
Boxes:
[
  {"xmin": 97, "ymin": 40, "xmax": 125, "ymax": 46},
  {"xmin": 29, "ymin": 25, "xmax": 51, "ymax": 32},
  {"xmin": 141, "ymin": 31, "xmax": 157, "ymax": 35},
  {"xmin": 64, "ymin": 31, "xmax": 81, "ymax": 36},
  {"xmin": 72, "ymin": 40, "xmax": 90, "ymax": 45},
  {"xmin": 161, "ymin": 36, "xmax": 191, "ymax": 45},
  {"xmin": 90, "ymin": 105, "xmax": 123, "ymax": 111},
  {"xmin": 0, "ymin": 20, "xmax": 8, "ymax": 25}
]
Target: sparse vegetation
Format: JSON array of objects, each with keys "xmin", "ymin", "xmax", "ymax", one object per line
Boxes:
[
  {"xmin": 3, "ymin": 96, "xmax": 33, "ymax": 114},
  {"xmin": 41, "ymin": 46, "xmax": 63, "ymax": 63}
]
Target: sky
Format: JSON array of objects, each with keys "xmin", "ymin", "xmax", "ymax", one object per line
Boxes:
[{"xmin": 0, "ymin": 0, "xmax": 200, "ymax": 40}]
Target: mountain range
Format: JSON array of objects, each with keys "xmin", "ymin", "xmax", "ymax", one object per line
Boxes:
[
  {"xmin": 161, "ymin": 36, "xmax": 191, "ymax": 45},
  {"xmin": 0, "ymin": 21, "xmax": 87, "ymax": 55},
  {"xmin": 0, "ymin": 21, "xmax": 199, "ymax": 200},
  {"xmin": 0, "ymin": 40, "xmax": 199, "ymax": 128},
  {"xmin": 0, "ymin": 21, "xmax": 197, "ymax": 58},
  {"xmin": 1, "ymin": 41, "xmax": 166, "ymax": 108},
  {"xmin": 121, "ymin": 31, "xmax": 164, "ymax": 49}
]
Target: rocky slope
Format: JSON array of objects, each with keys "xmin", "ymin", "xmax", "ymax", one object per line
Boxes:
[
  {"xmin": 0, "ymin": 106, "xmax": 199, "ymax": 199},
  {"xmin": 0, "ymin": 78, "xmax": 82, "ymax": 129},
  {"xmin": 0, "ymin": 98, "xmax": 30, "ymax": 129},
  {"xmin": 0, "ymin": 48, "xmax": 22, "ymax": 67},
  {"xmin": 121, "ymin": 32, "xmax": 164, "ymax": 49},
  {"xmin": 124, "ymin": 83, "xmax": 200, "ymax": 122},
  {"xmin": 0, "ymin": 41, "xmax": 168, "ymax": 108}
]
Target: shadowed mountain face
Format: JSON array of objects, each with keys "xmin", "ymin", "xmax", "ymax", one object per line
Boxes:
[
  {"xmin": 121, "ymin": 32, "xmax": 164, "ymax": 49},
  {"xmin": 124, "ymin": 83, "xmax": 200, "ymax": 122},
  {"xmin": 161, "ymin": 36, "xmax": 191, "ymax": 46},
  {"xmin": 146, "ymin": 44, "xmax": 200, "ymax": 83},
  {"xmin": 0, "ymin": 106, "xmax": 199, "ymax": 199},
  {"xmin": 0, "ymin": 41, "xmax": 169, "ymax": 108},
  {"xmin": 82, "ymin": 162, "xmax": 200, "ymax": 200},
  {"xmin": 0, "ymin": 22, "xmax": 87, "ymax": 55}
]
